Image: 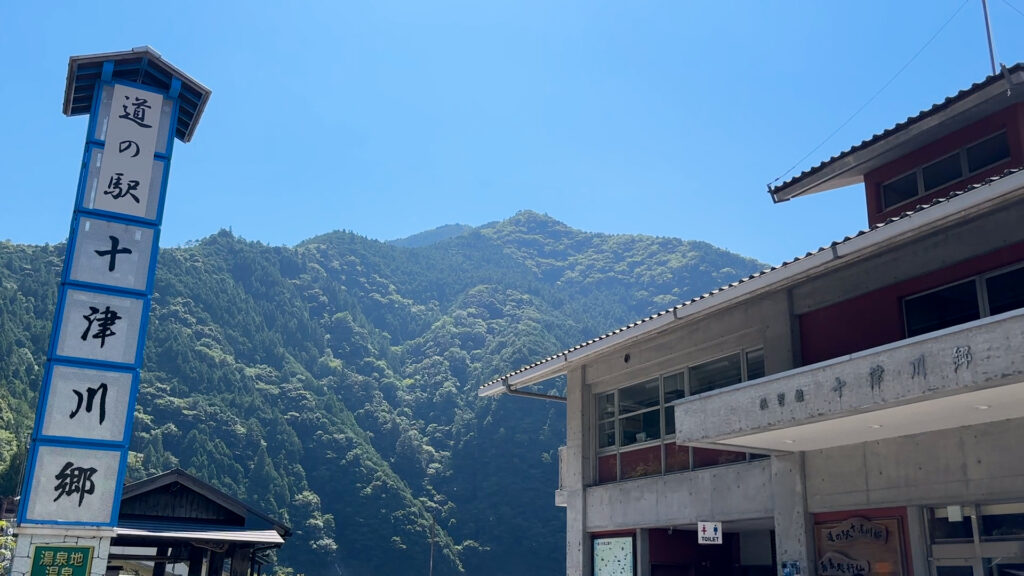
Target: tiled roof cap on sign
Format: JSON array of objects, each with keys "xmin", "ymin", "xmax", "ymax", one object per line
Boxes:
[
  {"xmin": 64, "ymin": 46, "xmax": 212, "ymax": 143},
  {"xmin": 769, "ymin": 63, "xmax": 1024, "ymax": 201},
  {"xmin": 480, "ymin": 166, "xmax": 1024, "ymax": 392}
]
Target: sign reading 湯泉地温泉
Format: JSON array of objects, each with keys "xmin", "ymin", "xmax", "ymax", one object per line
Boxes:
[
  {"xmin": 29, "ymin": 545, "xmax": 94, "ymax": 576},
  {"xmin": 18, "ymin": 49, "xmax": 210, "ymax": 528}
]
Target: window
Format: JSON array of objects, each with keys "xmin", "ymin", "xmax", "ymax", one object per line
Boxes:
[
  {"xmin": 880, "ymin": 131, "xmax": 1011, "ymax": 210},
  {"xmin": 967, "ymin": 131, "xmax": 1011, "ymax": 173},
  {"xmin": 690, "ymin": 353, "xmax": 742, "ymax": 396},
  {"xmin": 882, "ymin": 172, "xmax": 919, "ymax": 209},
  {"xmin": 904, "ymin": 279, "xmax": 980, "ymax": 338},
  {"xmin": 595, "ymin": 347, "xmax": 766, "ymax": 484},
  {"xmin": 903, "ymin": 264, "xmax": 1024, "ymax": 338},
  {"xmin": 927, "ymin": 503, "xmax": 1024, "ymax": 575},
  {"xmin": 923, "ymin": 152, "xmax": 963, "ymax": 191}
]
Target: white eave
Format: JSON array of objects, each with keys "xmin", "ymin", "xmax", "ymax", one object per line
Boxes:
[{"xmin": 769, "ymin": 65, "xmax": 1024, "ymax": 202}]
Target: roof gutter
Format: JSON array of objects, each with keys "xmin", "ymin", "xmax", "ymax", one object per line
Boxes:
[{"xmin": 501, "ymin": 377, "xmax": 566, "ymax": 403}]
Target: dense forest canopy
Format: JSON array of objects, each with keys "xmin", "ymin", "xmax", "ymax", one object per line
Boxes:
[{"xmin": 0, "ymin": 210, "xmax": 764, "ymax": 575}]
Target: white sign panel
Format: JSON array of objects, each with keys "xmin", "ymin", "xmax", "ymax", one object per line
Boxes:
[
  {"xmin": 68, "ymin": 216, "xmax": 156, "ymax": 292},
  {"xmin": 698, "ymin": 521, "xmax": 723, "ymax": 544},
  {"xmin": 40, "ymin": 364, "xmax": 134, "ymax": 443},
  {"xmin": 92, "ymin": 84, "xmax": 164, "ymax": 219},
  {"xmin": 24, "ymin": 445, "xmax": 121, "ymax": 524},
  {"xmin": 55, "ymin": 289, "xmax": 145, "ymax": 365},
  {"xmin": 594, "ymin": 537, "xmax": 634, "ymax": 576}
]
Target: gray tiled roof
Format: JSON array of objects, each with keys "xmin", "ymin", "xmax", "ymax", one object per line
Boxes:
[
  {"xmin": 482, "ymin": 166, "xmax": 1024, "ymax": 391},
  {"xmin": 770, "ymin": 63, "xmax": 1023, "ymax": 199}
]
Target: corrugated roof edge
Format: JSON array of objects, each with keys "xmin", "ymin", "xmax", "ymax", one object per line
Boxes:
[
  {"xmin": 769, "ymin": 63, "xmax": 1024, "ymax": 199},
  {"xmin": 480, "ymin": 166, "xmax": 1024, "ymax": 392}
]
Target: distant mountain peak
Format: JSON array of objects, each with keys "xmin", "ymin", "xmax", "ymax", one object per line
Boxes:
[{"xmin": 388, "ymin": 223, "xmax": 475, "ymax": 248}]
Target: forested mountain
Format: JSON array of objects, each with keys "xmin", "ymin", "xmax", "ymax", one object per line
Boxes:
[{"xmin": 0, "ymin": 210, "xmax": 764, "ymax": 576}]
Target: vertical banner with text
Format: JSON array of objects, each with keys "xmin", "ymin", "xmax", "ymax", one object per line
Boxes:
[{"xmin": 18, "ymin": 80, "xmax": 176, "ymax": 527}]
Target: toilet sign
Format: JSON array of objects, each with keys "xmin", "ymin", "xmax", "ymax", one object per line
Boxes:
[{"xmin": 698, "ymin": 521, "xmax": 722, "ymax": 544}]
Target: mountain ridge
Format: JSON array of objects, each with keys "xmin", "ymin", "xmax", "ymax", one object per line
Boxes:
[{"xmin": 0, "ymin": 212, "xmax": 765, "ymax": 576}]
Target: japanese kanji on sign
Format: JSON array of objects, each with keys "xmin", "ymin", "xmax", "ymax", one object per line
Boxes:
[
  {"xmin": 29, "ymin": 545, "xmax": 94, "ymax": 576},
  {"xmin": 17, "ymin": 48, "xmax": 210, "ymax": 531}
]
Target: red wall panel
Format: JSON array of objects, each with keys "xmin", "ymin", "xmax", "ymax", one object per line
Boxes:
[
  {"xmin": 864, "ymin": 104, "xmax": 1024, "ymax": 226},
  {"xmin": 800, "ymin": 241, "xmax": 1024, "ymax": 365}
]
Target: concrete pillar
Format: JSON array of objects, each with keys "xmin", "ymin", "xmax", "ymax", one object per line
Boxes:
[
  {"xmin": 636, "ymin": 528, "xmax": 650, "ymax": 576},
  {"xmin": 771, "ymin": 452, "xmax": 814, "ymax": 576},
  {"xmin": 906, "ymin": 506, "xmax": 929, "ymax": 576},
  {"xmin": 565, "ymin": 365, "xmax": 592, "ymax": 576},
  {"xmin": 10, "ymin": 529, "xmax": 112, "ymax": 576}
]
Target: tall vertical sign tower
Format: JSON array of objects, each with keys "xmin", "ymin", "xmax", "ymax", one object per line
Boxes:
[{"xmin": 11, "ymin": 47, "xmax": 210, "ymax": 576}]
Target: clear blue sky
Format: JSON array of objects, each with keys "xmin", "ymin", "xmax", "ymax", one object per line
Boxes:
[{"xmin": 3, "ymin": 1, "xmax": 1024, "ymax": 265}]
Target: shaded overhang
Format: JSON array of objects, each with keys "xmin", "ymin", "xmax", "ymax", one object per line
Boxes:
[
  {"xmin": 713, "ymin": 380, "xmax": 1024, "ymax": 453},
  {"xmin": 769, "ymin": 64, "xmax": 1024, "ymax": 202},
  {"xmin": 63, "ymin": 46, "xmax": 211, "ymax": 142}
]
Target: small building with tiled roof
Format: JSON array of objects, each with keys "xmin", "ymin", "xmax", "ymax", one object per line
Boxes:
[{"xmin": 482, "ymin": 64, "xmax": 1024, "ymax": 576}]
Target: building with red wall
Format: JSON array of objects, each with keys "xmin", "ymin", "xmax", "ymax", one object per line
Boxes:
[{"xmin": 482, "ymin": 64, "xmax": 1024, "ymax": 576}]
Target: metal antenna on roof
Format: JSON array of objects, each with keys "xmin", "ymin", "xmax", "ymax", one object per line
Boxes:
[{"xmin": 982, "ymin": 0, "xmax": 999, "ymax": 75}]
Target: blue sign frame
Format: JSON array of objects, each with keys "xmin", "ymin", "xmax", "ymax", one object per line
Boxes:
[
  {"xmin": 47, "ymin": 284, "xmax": 151, "ymax": 369},
  {"xmin": 17, "ymin": 67, "xmax": 184, "ymax": 528},
  {"xmin": 32, "ymin": 361, "xmax": 140, "ymax": 447},
  {"xmin": 62, "ymin": 212, "xmax": 162, "ymax": 295},
  {"xmin": 18, "ymin": 440, "xmax": 129, "ymax": 527}
]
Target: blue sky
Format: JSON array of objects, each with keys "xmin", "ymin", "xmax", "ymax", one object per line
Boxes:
[{"xmin": 3, "ymin": 1, "xmax": 1024, "ymax": 265}]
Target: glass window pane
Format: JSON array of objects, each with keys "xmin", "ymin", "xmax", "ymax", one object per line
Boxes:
[
  {"xmin": 618, "ymin": 379, "xmax": 660, "ymax": 415},
  {"xmin": 967, "ymin": 131, "xmax": 1010, "ymax": 173},
  {"xmin": 665, "ymin": 444, "xmax": 691, "ymax": 473},
  {"xmin": 597, "ymin": 392, "xmax": 616, "ymax": 421},
  {"xmin": 745, "ymin": 348, "xmax": 765, "ymax": 380},
  {"xmin": 985, "ymin": 560, "xmax": 1024, "ymax": 575},
  {"xmin": 986, "ymin": 267, "xmax": 1024, "ymax": 316},
  {"xmin": 620, "ymin": 445, "xmax": 662, "ymax": 480},
  {"xmin": 936, "ymin": 567, "xmax": 974, "ymax": 576},
  {"xmin": 598, "ymin": 453, "xmax": 618, "ymax": 484},
  {"xmin": 663, "ymin": 372, "xmax": 685, "ymax": 403},
  {"xmin": 664, "ymin": 407, "xmax": 675, "ymax": 436},
  {"xmin": 882, "ymin": 172, "xmax": 919, "ymax": 209},
  {"xmin": 692, "ymin": 447, "xmax": 746, "ymax": 469},
  {"xmin": 620, "ymin": 410, "xmax": 661, "ymax": 446},
  {"xmin": 904, "ymin": 280, "xmax": 980, "ymax": 338},
  {"xmin": 690, "ymin": 353, "xmax": 742, "ymax": 395},
  {"xmin": 598, "ymin": 421, "xmax": 616, "ymax": 449},
  {"xmin": 929, "ymin": 510, "xmax": 974, "ymax": 541},
  {"xmin": 923, "ymin": 152, "xmax": 963, "ymax": 191},
  {"xmin": 981, "ymin": 512, "xmax": 1024, "ymax": 540}
]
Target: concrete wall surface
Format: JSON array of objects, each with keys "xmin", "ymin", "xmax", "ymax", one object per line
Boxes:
[
  {"xmin": 584, "ymin": 459, "xmax": 773, "ymax": 532},
  {"xmin": 584, "ymin": 290, "xmax": 792, "ymax": 395},
  {"xmin": 673, "ymin": 308, "xmax": 1024, "ymax": 444},
  {"xmin": 805, "ymin": 416, "xmax": 1024, "ymax": 511}
]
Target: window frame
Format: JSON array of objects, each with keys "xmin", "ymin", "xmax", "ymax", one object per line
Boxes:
[
  {"xmin": 902, "ymin": 261, "xmax": 1024, "ymax": 339},
  {"xmin": 879, "ymin": 130, "xmax": 1011, "ymax": 212},
  {"xmin": 594, "ymin": 346, "xmax": 766, "ymax": 484}
]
